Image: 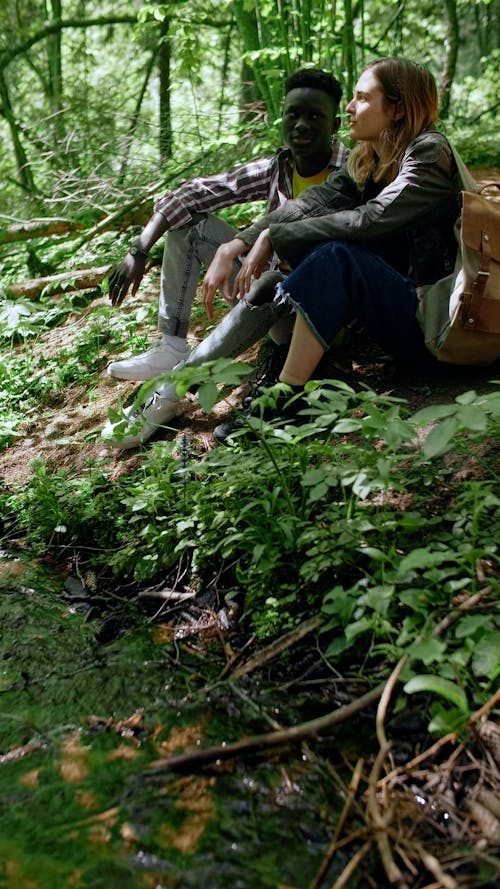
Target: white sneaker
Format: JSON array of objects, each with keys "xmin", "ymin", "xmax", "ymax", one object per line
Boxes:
[
  {"xmin": 101, "ymin": 390, "xmax": 180, "ymax": 449},
  {"xmin": 107, "ymin": 342, "xmax": 190, "ymax": 381}
]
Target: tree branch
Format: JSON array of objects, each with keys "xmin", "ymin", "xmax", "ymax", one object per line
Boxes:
[
  {"xmin": 0, "ymin": 16, "xmax": 138, "ymax": 68},
  {"xmin": 148, "ymin": 683, "xmax": 384, "ymax": 773}
]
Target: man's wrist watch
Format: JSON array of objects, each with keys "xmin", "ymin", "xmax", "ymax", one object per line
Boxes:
[{"xmin": 128, "ymin": 244, "xmax": 149, "ymax": 259}]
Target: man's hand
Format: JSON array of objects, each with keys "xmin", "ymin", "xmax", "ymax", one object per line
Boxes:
[
  {"xmin": 233, "ymin": 229, "xmax": 272, "ymax": 299},
  {"xmin": 108, "ymin": 254, "xmax": 147, "ymax": 307},
  {"xmin": 202, "ymin": 238, "xmax": 248, "ymax": 320}
]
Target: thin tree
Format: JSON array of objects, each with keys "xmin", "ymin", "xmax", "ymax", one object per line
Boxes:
[{"xmin": 440, "ymin": 0, "xmax": 459, "ymax": 118}]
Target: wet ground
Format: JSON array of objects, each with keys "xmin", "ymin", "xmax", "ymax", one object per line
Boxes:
[{"xmin": 1, "ymin": 550, "xmax": 359, "ymax": 889}]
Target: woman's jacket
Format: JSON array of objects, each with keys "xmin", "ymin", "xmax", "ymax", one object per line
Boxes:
[{"xmin": 239, "ymin": 131, "xmax": 477, "ymax": 352}]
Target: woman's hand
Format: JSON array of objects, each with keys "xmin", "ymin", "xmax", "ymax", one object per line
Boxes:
[
  {"xmin": 202, "ymin": 238, "xmax": 247, "ymax": 320},
  {"xmin": 233, "ymin": 229, "xmax": 272, "ymax": 299},
  {"xmin": 108, "ymin": 254, "xmax": 147, "ymax": 306}
]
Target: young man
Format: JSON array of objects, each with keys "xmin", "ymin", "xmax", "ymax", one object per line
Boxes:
[{"xmin": 105, "ymin": 68, "xmax": 348, "ymax": 382}]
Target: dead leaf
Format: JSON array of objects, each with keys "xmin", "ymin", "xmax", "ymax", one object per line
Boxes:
[{"xmin": 19, "ymin": 768, "xmax": 41, "ymax": 788}]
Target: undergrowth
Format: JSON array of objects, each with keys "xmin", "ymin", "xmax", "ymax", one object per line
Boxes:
[{"xmin": 1, "ymin": 365, "xmax": 499, "ymax": 735}]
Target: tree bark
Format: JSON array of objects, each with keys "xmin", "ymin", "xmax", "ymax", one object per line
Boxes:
[
  {"xmin": 158, "ymin": 14, "xmax": 172, "ymax": 164},
  {"xmin": 47, "ymin": 0, "xmax": 65, "ymax": 148},
  {"xmin": 440, "ymin": 0, "xmax": 459, "ymax": 119},
  {"xmin": 0, "ymin": 70, "xmax": 37, "ymax": 195},
  {"xmin": 0, "ymin": 219, "xmax": 86, "ymax": 244},
  {"xmin": 232, "ymin": 1, "xmax": 281, "ymax": 121},
  {"xmin": 5, "ymin": 266, "xmax": 111, "ymax": 300},
  {"xmin": 343, "ymin": 0, "xmax": 355, "ymax": 103},
  {"xmin": 119, "ymin": 50, "xmax": 158, "ymax": 182}
]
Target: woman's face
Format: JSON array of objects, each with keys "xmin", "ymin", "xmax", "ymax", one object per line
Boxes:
[{"xmin": 346, "ymin": 69, "xmax": 398, "ymax": 148}]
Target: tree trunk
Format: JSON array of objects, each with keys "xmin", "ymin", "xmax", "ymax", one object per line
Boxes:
[
  {"xmin": 343, "ymin": 0, "xmax": 355, "ymax": 103},
  {"xmin": 0, "ymin": 70, "xmax": 37, "ymax": 195},
  {"xmin": 158, "ymin": 15, "xmax": 172, "ymax": 164},
  {"xmin": 439, "ymin": 0, "xmax": 459, "ymax": 119},
  {"xmin": 46, "ymin": 0, "xmax": 65, "ymax": 149},
  {"xmin": 119, "ymin": 50, "xmax": 157, "ymax": 182},
  {"xmin": 232, "ymin": 1, "xmax": 281, "ymax": 121}
]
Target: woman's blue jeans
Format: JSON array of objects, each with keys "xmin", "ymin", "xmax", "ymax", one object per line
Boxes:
[{"xmin": 279, "ymin": 240, "xmax": 433, "ymax": 365}]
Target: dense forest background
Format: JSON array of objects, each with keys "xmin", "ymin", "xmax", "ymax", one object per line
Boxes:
[{"xmin": 1, "ymin": 0, "xmax": 499, "ymax": 233}]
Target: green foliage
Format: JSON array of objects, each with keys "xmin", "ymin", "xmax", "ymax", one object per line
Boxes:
[
  {"xmin": 404, "ymin": 674, "xmax": 471, "ymax": 735},
  {"xmin": 2, "ymin": 458, "xmax": 129, "ymax": 557},
  {"xmin": 1, "ymin": 0, "xmax": 498, "ymax": 221},
  {"xmin": 447, "ymin": 48, "xmax": 500, "ymax": 165},
  {"xmin": 0, "ymin": 300, "xmax": 43, "ymax": 341},
  {"xmin": 3, "ymin": 364, "xmax": 498, "ymax": 737}
]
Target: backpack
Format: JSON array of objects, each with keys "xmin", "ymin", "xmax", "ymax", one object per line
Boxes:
[{"xmin": 422, "ymin": 146, "xmax": 500, "ymax": 366}]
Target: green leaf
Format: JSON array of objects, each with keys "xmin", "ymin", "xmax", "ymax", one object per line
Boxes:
[
  {"xmin": 307, "ymin": 482, "xmax": 329, "ymax": 501},
  {"xmin": 471, "ymin": 631, "xmax": 500, "ymax": 678},
  {"xmin": 455, "ymin": 389, "xmax": 478, "ymax": 405},
  {"xmin": 454, "ymin": 615, "xmax": 492, "ymax": 639},
  {"xmin": 332, "ymin": 418, "xmax": 362, "ymax": 433},
  {"xmin": 411, "ymin": 404, "xmax": 457, "ymax": 424},
  {"xmin": 408, "ymin": 637, "xmax": 446, "ymax": 665},
  {"xmin": 397, "ymin": 547, "xmax": 450, "ymax": 575},
  {"xmin": 422, "ymin": 416, "xmax": 459, "ymax": 459},
  {"xmin": 322, "ymin": 587, "xmax": 355, "ymax": 624},
  {"xmin": 364, "ymin": 584, "xmax": 394, "ymax": 616},
  {"xmin": 197, "ymin": 381, "xmax": 220, "ymax": 414},
  {"xmin": 325, "ymin": 635, "xmax": 352, "ymax": 657},
  {"xmin": 345, "ymin": 617, "xmax": 372, "ymax": 641},
  {"xmin": 456, "ymin": 404, "xmax": 487, "ymax": 431},
  {"xmin": 399, "ymin": 588, "xmax": 432, "ymax": 613},
  {"xmin": 428, "ymin": 704, "xmax": 469, "ymax": 735},
  {"xmin": 403, "ymin": 674, "xmax": 469, "ymax": 712}
]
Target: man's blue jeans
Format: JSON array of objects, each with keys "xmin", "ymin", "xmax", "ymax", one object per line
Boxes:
[{"xmin": 279, "ymin": 240, "xmax": 433, "ymax": 365}]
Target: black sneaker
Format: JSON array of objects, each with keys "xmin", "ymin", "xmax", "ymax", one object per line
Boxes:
[
  {"xmin": 213, "ymin": 384, "xmax": 307, "ymax": 445},
  {"xmin": 243, "ymin": 342, "xmax": 290, "ymax": 408}
]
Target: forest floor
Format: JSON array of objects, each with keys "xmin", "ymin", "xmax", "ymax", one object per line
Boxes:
[
  {"xmin": 1, "ymin": 168, "xmax": 499, "ymax": 889},
  {"xmin": 1, "ymin": 163, "xmax": 500, "ymax": 490},
  {"xmin": 2, "ymin": 283, "xmax": 499, "ymax": 492}
]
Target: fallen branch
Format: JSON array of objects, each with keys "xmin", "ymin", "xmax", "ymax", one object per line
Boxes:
[
  {"xmin": 0, "ymin": 203, "xmax": 152, "ymax": 247},
  {"xmin": 0, "ymin": 218, "xmax": 86, "ymax": 244},
  {"xmin": 5, "ymin": 265, "xmax": 111, "ymax": 299},
  {"xmin": 149, "ymin": 682, "xmax": 384, "ymax": 773},
  {"xmin": 366, "ymin": 741, "xmax": 408, "ymax": 887},
  {"xmin": 229, "ymin": 615, "xmax": 322, "ymax": 679}
]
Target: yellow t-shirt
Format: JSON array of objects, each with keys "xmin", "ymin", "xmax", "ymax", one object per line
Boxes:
[
  {"xmin": 292, "ymin": 164, "xmax": 330, "ymax": 198},
  {"xmin": 279, "ymin": 165, "xmax": 331, "ymax": 272}
]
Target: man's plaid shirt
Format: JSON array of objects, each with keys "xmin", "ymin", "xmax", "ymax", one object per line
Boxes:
[{"xmin": 154, "ymin": 139, "xmax": 349, "ymax": 229}]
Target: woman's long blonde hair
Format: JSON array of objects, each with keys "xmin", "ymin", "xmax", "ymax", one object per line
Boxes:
[{"xmin": 348, "ymin": 57, "xmax": 439, "ymax": 185}]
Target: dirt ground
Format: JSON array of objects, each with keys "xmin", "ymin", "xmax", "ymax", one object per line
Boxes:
[{"xmin": 1, "ymin": 167, "xmax": 499, "ymax": 492}]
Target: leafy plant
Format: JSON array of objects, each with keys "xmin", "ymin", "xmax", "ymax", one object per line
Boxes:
[
  {"xmin": 1, "ymin": 355, "xmax": 499, "ymax": 731},
  {"xmin": 0, "ymin": 299, "xmax": 46, "ymax": 341}
]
